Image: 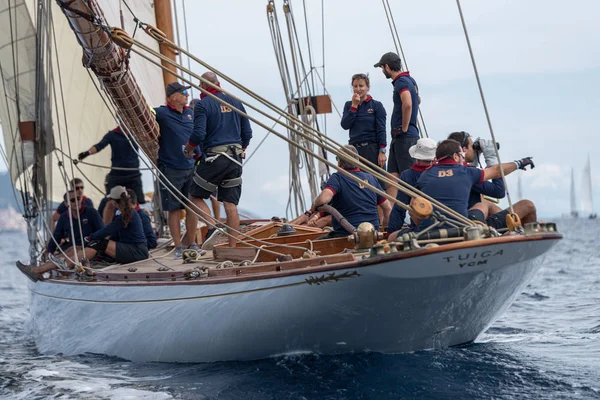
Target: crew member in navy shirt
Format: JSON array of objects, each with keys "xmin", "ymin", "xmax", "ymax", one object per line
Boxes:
[
  {"xmin": 341, "ymin": 73, "xmax": 387, "ymax": 188},
  {"xmin": 374, "ymin": 52, "xmax": 421, "ymax": 200},
  {"xmin": 52, "ymin": 178, "xmax": 94, "ymax": 226},
  {"xmin": 77, "ymin": 126, "xmax": 145, "ymax": 214},
  {"xmin": 309, "ymin": 145, "xmax": 391, "ymax": 239},
  {"xmin": 155, "ymin": 81, "xmax": 201, "ymax": 258},
  {"xmin": 85, "ymin": 186, "xmax": 149, "ymax": 264},
  {"xmin": 448, "ymin": 131, "xmax": 538, "ymax": 229},
  {"xmin": 127, "ymin": 189, "xmax": 157, "ymax": 249},
  {"xmin": 387, "ymin": 138, "xmax": 437, "ymax": 241},
  {"xmin": 184, "ymin": 72, "xmax": 252, "ymax": 248},
  {"xmin": 413, "ymin": 139, "xmax": 534, "ymax": 231},
  {"xmin": 47, "ymin": 190, "xmax": 104, "ymax": 254}
]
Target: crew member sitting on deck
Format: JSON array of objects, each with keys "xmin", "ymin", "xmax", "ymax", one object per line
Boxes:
[
  {"xmin": 387, "ymin": 137, "xmax": 437, "ymax": 241},
  {"xmin": 47, "ymin": 189, "xmax": 104, "ymax": 255},
  {"xmin": 77, "ymin": 126, "xmax": 145, "ymax": 218},
  {"xmin": 449, "ymin": 131, "xmax": 538, "ymax": 229},
  {"xmin": 309, "ymin": 145, "xmax": 391, "ymax": 240},
  {"xmin": 184, "ymin": 72, "xmax": 252, "ymax": 248},
  {"xmin": 412, "ymin": 139, "xmax": 534, "ymax": 230},
  {"xmin": 341, "ymin": 73, "xmax": 387, "ymax": 185},
  {"xmin": 127, "ymin": 189, "xmax": 157, "ymax": 250},
  {"xmin": 17, "ymin": 186, "xmax": 148, "ymax": 282},
  {"xmin": 52, "ymin": 178, "xmax": 93, "ymax": 225}
]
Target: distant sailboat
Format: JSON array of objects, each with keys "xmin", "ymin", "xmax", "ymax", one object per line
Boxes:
[
  {"xmin": 581, "ymin": 156, "xmax": 597, "ymax": 219},
  {"xmin": 570, "ymin": 168, "xmax": 579, "ymax": 218},
  {"xmin": 517, "ymin": 174, "xmax": 524, "ymax": 202}
]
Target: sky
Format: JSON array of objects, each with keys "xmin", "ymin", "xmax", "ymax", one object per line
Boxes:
[{"xmin": 1, "ymin": 0, "xmax": 599, "ymax": 219}]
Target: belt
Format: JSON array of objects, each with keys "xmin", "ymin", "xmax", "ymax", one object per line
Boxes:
[{"xmin": 351, "ymin": 141, "xmax": 375, "ymax": 148}]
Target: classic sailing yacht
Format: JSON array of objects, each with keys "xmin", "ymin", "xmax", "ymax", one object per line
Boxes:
[
  {"xmin": 570, "ymin": 168, "xmax": 579, "ymax": 218},
  {"xmin": 1, "ymin": 0, "xmax": 563, "ymax": 362},
  {"xmin": 581, "ymin": 156, "xmax": 597, "ymax": 219}
]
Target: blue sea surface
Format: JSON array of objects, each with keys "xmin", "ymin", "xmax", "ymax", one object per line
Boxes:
[{"xmin": 1, "ymin": 219, "xmax": 599, "ymax": 399}]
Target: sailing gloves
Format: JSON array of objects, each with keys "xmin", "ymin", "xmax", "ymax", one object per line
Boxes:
[
  {"xmin": 478, "ymin": 139, "xmax": 499, "ymax": 167},
  {"xmin": 514, "ymin": 157, "xmax": 535, "ymax": 170},
  {"xmin": 78, "ymin": 151, "xmax": 90, "ymax": 161},
  {"xmin": 84, "ymin": 236, "xmax": 109, "ymax": 252}
]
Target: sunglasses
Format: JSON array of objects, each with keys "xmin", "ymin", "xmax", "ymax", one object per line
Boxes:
[
  {"xmin": 181, "ymin": 90, "xmax": 189, "ymax": 96},
  {"xmin": 69, "ymin": 197, "xmax": 81, "ymax": 203},
  {"xmin": 75, "ymin": 186, "xmax": 84, "ymax": 190},
  {"xmin": 459, "ymin": 131, "xmax": 471, "ymax": 149}
]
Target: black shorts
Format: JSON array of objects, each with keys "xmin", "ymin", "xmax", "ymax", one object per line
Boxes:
[
  {"xmin": 115, "ymin": 242, "xmax": 149, "ymax": 264},
  {"xmin": 468, "ymin": 209, "xmax": 486, "ymax": 223},
  {"xmin": 190, "ymin": 155, "xmax": 242, "ymax": 205},
  {"xmin": 158, "ymin": 165, "xmax": 193, "ymax": 211},
  {"xmin": 486, "ymin": 209, "xmax": 509, "ymax": 229},
  {"xmin": 106, "ymin": 173, "xmax": 145, "ymax": 204},
  {"xmin": 352, "ymin": 142, "xmax": 387, "ymax": 190},
  {"xmin": 387, "ymin": 135, "xmax": 418, "ymax": 175}
]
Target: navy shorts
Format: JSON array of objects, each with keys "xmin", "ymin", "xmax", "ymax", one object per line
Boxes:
[
  {"xmin": 468, "ymin": 209, "xmax": 486, "ymax": 223},
  {"xmin": 115, "ymin": 242, "xmax": 149, "ymax": 264},
  {"xmin": 353, "ymin": 142, "xmax": 387, "ymax": 190},
  {"xmin": 190, "ymin": 155, "xmax": 242, "ymax": 205},
  {"xmin": 387, "ymin": 135, "xmax": 418, "ymax": 175},
  {"xmin": 486, "ymin": 209, "xmax": 509, "ymax": 229},
  {"xmin": 106, "ymin": 173, "xmax": 145, "ymax": 204},
  {"xmin": 158, "ymin": 165, "xmax": 193, "ymax": 211}
]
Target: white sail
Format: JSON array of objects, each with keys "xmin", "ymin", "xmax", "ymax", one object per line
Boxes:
[
  {"xmin": 581, "ymin": 156, "xmax": 594, "ymax": 215},
  {"xmin": 0, "ymin": 0, "xmax": 164, "ymax": 204},
  {"xmin": 517, "ymin": 174, "xmax": 523, "ymax": 202}
]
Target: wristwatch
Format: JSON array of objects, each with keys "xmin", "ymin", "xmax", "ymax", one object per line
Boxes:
[{"xmin": 379, "ymin": 148, "xmax": 386, "ymax": 153}]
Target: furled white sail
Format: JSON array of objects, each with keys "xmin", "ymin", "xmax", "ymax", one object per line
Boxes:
[
  {"xmin": 0, "ymin": 0, "xmax": 164, "ymax": 205},
  {"xmin": 570, "ymin": 167, "xmax": 577, "ymax": 217},
  {"xmin": 581, "ymin": 156, "xmax": 594, "ymax": 215},
  {"xmin": 517, "ymin": 174, "xmax": 523, "ymax": 202}
]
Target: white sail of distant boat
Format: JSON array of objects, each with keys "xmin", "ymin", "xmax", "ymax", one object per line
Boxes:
[
  {"xmin": 517, "ymin": 174, "xmax": 523, "ymax": 202},
  {"xmin": 570, "ymin": 167, "xmax": 578, "ymax": 218},
  {"xmin": 581, "ymin": 156, "xmax": 597, "ymax": 219}
]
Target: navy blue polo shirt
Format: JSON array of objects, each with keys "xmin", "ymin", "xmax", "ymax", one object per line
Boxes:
[
  {"xmin": 387, "ymin": 164, "xmax": 428, "ymax": 233},
  {"xmin": 340, "ymin": 96, "xmax": 387, "ymax": 148},
  {"xmin": 324, "ymin": 169, "xmax": 385, "ymax": 235},
  {"xmin": 48, "ymin": 206, "xmax": 104, "ymax": 253},
  {"xmin": 469, "ymin": 176, "xmax": 506, "ymax": 208},
  {"xmin": 188, "ymin": 91, "xmax": 252, "ymax": 155},
  {"xmin": 90, "ymin": 209, "xmax": 146, "ymax": 244},
  {"xmin": 155, "ymin": 103, "xmax": 195, "ymax": 169},
  {"xmin": 56, "ymin": 196, "xmax": 94, "ymax": 215},
  {"xmin": 137, "ymin": 208, "xmax": 157, "ymax": 249},
  {"xmin": 93, "ymin": 127, "xmax": 140, "ymax": 177},
  {"xmin": 391, "ymin": 72, "xmax": 419, "ymax": 137},
  {"xmin": 416, "ymin": 161, "xmax": 484, "ymax": 229}
]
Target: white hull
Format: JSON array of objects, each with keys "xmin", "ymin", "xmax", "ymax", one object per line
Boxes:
[{"xmin": 27, "ymin": 237, "xmax": 559, "ymax": 362}]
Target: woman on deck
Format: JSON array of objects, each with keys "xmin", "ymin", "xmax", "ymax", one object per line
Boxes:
[
  {"xmin": 17, "ymin": 186, "xmax": 149, "ymax": 282},
  {"xmin": 340, "ymin": 73, "xmax": 387, "ymax": 187}
]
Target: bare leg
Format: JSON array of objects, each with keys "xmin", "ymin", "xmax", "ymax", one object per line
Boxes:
[
  {"xmin": 168, "ymin": 210, "xmax": 182, "ymax": 246},
  {"xmin": 189, "ymin": 196, "xmax": 217, "ymax": 227},
  {"xmin": 223, "ymin": 201, "xmax": 239, "ymax": 247},
  {"xmin": 183, "ymin": 204, "xmax": 199, "ymax": 246},
  {"xmin": 386, "ymin": 172, "xmax": 400, "ymax": 202},
  {"xmin": 104, "ymin": 241, "xmax": 117, "ymax": 258},
  {"xmin": 30, "ymin": 246, "xmax": 97, "ymax": 275},
  {"xmin": 511, "ymin": 199, "xmax": 537, "ymax": 224},
  {"xmin": 210, "ymin": 195, "xmax": 221, "ymax": 221},
  {"xmin": 103, "ymin": 200, "xmax": 116, "ymax": 225}
]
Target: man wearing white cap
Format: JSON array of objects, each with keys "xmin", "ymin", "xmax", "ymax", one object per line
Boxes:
[{"xmin": 387, "ymin": 138, "xmax": 437, "ymax": 241}]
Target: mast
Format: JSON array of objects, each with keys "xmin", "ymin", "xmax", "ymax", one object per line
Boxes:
[
  {"xmin": 154, "ymin": 0, "xmax": 178, "ymax": 86},
  {"xmin": 56, "ymin": 0, "xmax": 160, "ymax": 161}
]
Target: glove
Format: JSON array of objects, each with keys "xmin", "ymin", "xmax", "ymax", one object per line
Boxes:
[
  {"xmin": 78, "ymin": 151, "xmax": 90, "ymax": 161},
  {"xmin": 515, "ymin": 157, "xmax": 535, "ymax": 170},
  {"xmin": 479, "ymin": 139, "xmax": 499, "ymax": 167},
  {"xmin": 84, "ymin": 236, "xmax": 91, "ymax": 245}
]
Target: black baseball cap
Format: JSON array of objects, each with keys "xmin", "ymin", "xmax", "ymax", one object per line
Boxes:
[
  {"xmin": 374, "ymin": 52, "xmax": 401, "ymax": 68},
  {"xmin": 166, "ymin": 81, "xmax": 191, "ymax": 97}
]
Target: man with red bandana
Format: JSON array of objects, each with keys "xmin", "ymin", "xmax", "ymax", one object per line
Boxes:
[
  {"xmin": 374, "ymin": 52, "xmax": 421, "ymax": 201},
  {"xmin": 184, "ymin": 72, "xmax": 252, "ymax": 248},
  {"xmin": 155, "ymin": 81, "xmax": 201, "ymax": 258},
  {"xmin": 387, "ymin": 138, "xmax": 437, "ymax": 241},
  {"xmin": 308, "ymin": 145, "xmax": 392, "ymax": 240},
  {"xmin": 412, "ymin": 139, "xmax": 534, "ymax": 231}
]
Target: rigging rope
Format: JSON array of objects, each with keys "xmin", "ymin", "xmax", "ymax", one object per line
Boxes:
[{"xmin": 455, "ymin": 0, "xmax": 515, "ymax": 216}]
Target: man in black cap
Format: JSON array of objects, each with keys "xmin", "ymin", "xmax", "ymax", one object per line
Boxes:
[
  {"xmin": 374, "ymin": 52, "xmax": 421, "ymax": 200},
  {"xmin": 154, "ymin": 81, "xmax": 201, "ymax": 258}
]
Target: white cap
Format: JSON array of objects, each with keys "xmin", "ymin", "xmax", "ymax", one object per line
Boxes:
[
  {"xmin": 409, "ymin": 138, "xmax": 437, "ymax": 161},
  {"xmin": 109, "ymin": 185, "xmax": 127, "ymax": 200}
]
